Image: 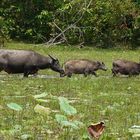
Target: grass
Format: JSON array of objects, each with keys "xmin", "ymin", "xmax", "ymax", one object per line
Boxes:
[{"xmin": 0, "ymin": 42, "xmax": 140, "ymax": 140}]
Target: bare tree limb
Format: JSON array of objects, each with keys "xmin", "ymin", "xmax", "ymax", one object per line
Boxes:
[
  {"xmin": 53, "ymin": 22, "xmax": 68, "ymax": 44},
  {"xmin": 46, "ymin": 25, "xmax": 73, "ymax": 46},
  {"xmin": 45, "ymin": 0, "xmax": 93, "ymax": 46}
]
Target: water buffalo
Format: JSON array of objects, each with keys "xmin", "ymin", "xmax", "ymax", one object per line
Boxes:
[
  {"xmin": 112, "ymin": 59, "xmax": 140, "ymax": 76},
  {"xmin": 62, "ymin": 59, "xmax": 107, "ymax": 77},
  {"xmin": 0, "ymin": 49, "xmax": 64, "ymax": 77}
]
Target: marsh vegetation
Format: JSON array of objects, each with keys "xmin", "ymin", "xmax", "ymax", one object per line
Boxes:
[{"xmin": 0, "ymin": 42, "xmax": 140, "ymax": 139}]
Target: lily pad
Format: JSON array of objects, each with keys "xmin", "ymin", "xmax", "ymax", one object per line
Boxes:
[
  {"xmin": 55, "ymin": 114, "xmax": 83, "ymax": 129},
  {"xmin": 55, "ymin": 114, "xmax": 67, "ymax": 122},
  {"xmin": 36, "ymin": 99, "xmax": 49, "ymax": 103},
  {"xmin": 7, "ymin": 103, "xmax": 22, "ymax": 111},
  {"xmin": 58, "ymin": 97, "xmax": 77, "ymax": 115},
  {"xmin": 33, "ymin": 92, "xmax": 48, "ymax": 99},
  {"xmin": 34, "ymin": 104, "xmax": 51, "ymax": 116}
]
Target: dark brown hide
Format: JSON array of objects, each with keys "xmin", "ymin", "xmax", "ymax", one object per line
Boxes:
[
  {"xmin": 112, "ymin": 59, "xmax": 140, "ymax": 76},
  {"xmin": 63, "ymin": 59, "xmax": 107, "ymax": 77},
  {"xmin": 0, "ymin": 49, "xmax": 64, "ymax": 77}
]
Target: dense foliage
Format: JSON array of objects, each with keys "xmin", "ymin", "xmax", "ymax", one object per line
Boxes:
[{"xmin": 1, "ymin": 0, "xmax": 140, "ymax": 47}]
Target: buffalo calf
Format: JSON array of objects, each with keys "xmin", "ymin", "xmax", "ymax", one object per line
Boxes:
[
  {"xmin": 112, "ymin": 59, "xmax": 140, "ymax": 76},
  {"xmin": 62, "ymin": 59, "xmax": 107, "ymax": 77}
]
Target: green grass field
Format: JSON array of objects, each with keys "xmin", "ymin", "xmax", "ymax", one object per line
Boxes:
[{"xmin": 0, "ymin": 42, "xmax": 140, "ymax": 140}]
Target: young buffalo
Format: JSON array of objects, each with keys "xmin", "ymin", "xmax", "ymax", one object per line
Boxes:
[
  {"xmin": 62, "ymin": 59, "xmax": 107, "ymax": 77},
  {"xmin": 112, "ymin": 59, "xmax": 140, "ymax": 76}
]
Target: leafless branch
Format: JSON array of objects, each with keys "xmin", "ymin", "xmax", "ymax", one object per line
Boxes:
[{"xmin": 45, "ymin": 0, "xmax": 93, "ymax": 46}]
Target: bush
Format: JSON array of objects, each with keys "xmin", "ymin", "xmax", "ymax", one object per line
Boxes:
[{"xmin": 0, "ymin": 0, "xmax": 140, "ymax": 48}]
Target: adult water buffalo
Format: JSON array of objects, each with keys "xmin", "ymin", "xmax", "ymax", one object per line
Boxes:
[
  {"xmin": 112, "ymin": 59, "xmax": 140, "ymax": 76},
  {"xmin": 0, "ymin": 49, "xmax": 64, "ymax": 77},
  {"xmin": 62, "ymin": 59, "xmax": 107, "ymax": 77}
]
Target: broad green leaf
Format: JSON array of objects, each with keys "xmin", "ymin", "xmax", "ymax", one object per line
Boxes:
[
  {"xmin": 73, "ymin": 120, "xmax": 84, "ymax": 127},
  {"xmin": 55, "ymin": 114, "xmax": 67, "ymax": 123},
  {"xmin": 34, "ymin": 104, "xmax": 51, "ymax": 116},
  {"xmin": 7, "ymin": 103, "xmax": 22, "ymax": 111},
  {"xmin": 60, "ymin": 121, "xmax": 79, "ymax": 129},
  {"xmin": 58, "ymin": 97, "xmax": 77, "ymax": 115},
  {"xmin": 33, "ymin": 92, "xmax": 48, "ymax": 99},
  {"xmin": 55, "ymin": 114, "xmax": 82, "ymax": 129},
  {"xmin": 36, "ymin": 99, "xmax": 49, "ymax": 103}
]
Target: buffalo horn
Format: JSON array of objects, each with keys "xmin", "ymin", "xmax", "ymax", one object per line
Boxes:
[{"xmin": 48, "ymin": 54, "xmax": 57, "ymax": 60}]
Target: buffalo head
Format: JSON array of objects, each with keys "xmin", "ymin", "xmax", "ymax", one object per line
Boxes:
[
  {"xmin": 48, "ymin": 55, "xmax": 64, "ymax": 75},
  {"xmin": 97, "ymin": 61, "xmax": 107, "ymax": 71}
]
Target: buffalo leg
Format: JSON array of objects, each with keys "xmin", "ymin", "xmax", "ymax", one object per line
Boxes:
[
  {"xmin": 23, "ymin": 69, "xmax": 37, "ymax": 77},
  {"xmin": 84, "ymin": 70, "xmax": 89, "ymax": 77},
  {"xmin": 66, "ymin": 72, "xmax": 72, "ymax": 77},
  {"xmin": 23, "ymin": 71, "xmax": 29, "ymax": 77},
  {"xmin": 112, "ymin": 68, "xmax": 117, "ymax": 76},
  {"xmin": 60, "ymin": 72, "xmax": 66, "ymax": 77},
  {"xmin": 84, "ymin": 73, "xmax": 88, "ymax": 77},
  {"xmin": 0, "ymin": 60, "xmax": 7, "ymax": 73},
  {"xmin": 33, "ymin": 72, "xmax": 38, "ymax": 77},
  {"xmin": 23, "ymin": 67, "xmax": 30, "ymax": 77},
  {"xmin": 64, "ymin": 70, "xmax": 72, "ymax": 77},
  {"xmin": 67, "ymin": 73, "xmax": 72, "ymax": 77},
  {"xmin": 30, "ymin": 69, "xmax": 38, "ymax": 77},
  {"xmin": 92, "ymin": 71, "xmax": 97, "ymax": 77},
  {"xmin": 0, "ymin": 68, "xmax": 3, "ymax": 72},
  {"xmin": 24, "ymin": 65, "xmax": 38, "ymax": 77},
  {"xmin": 129, "ymin": 70, "xmax": 139, "ymax": 77}
]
